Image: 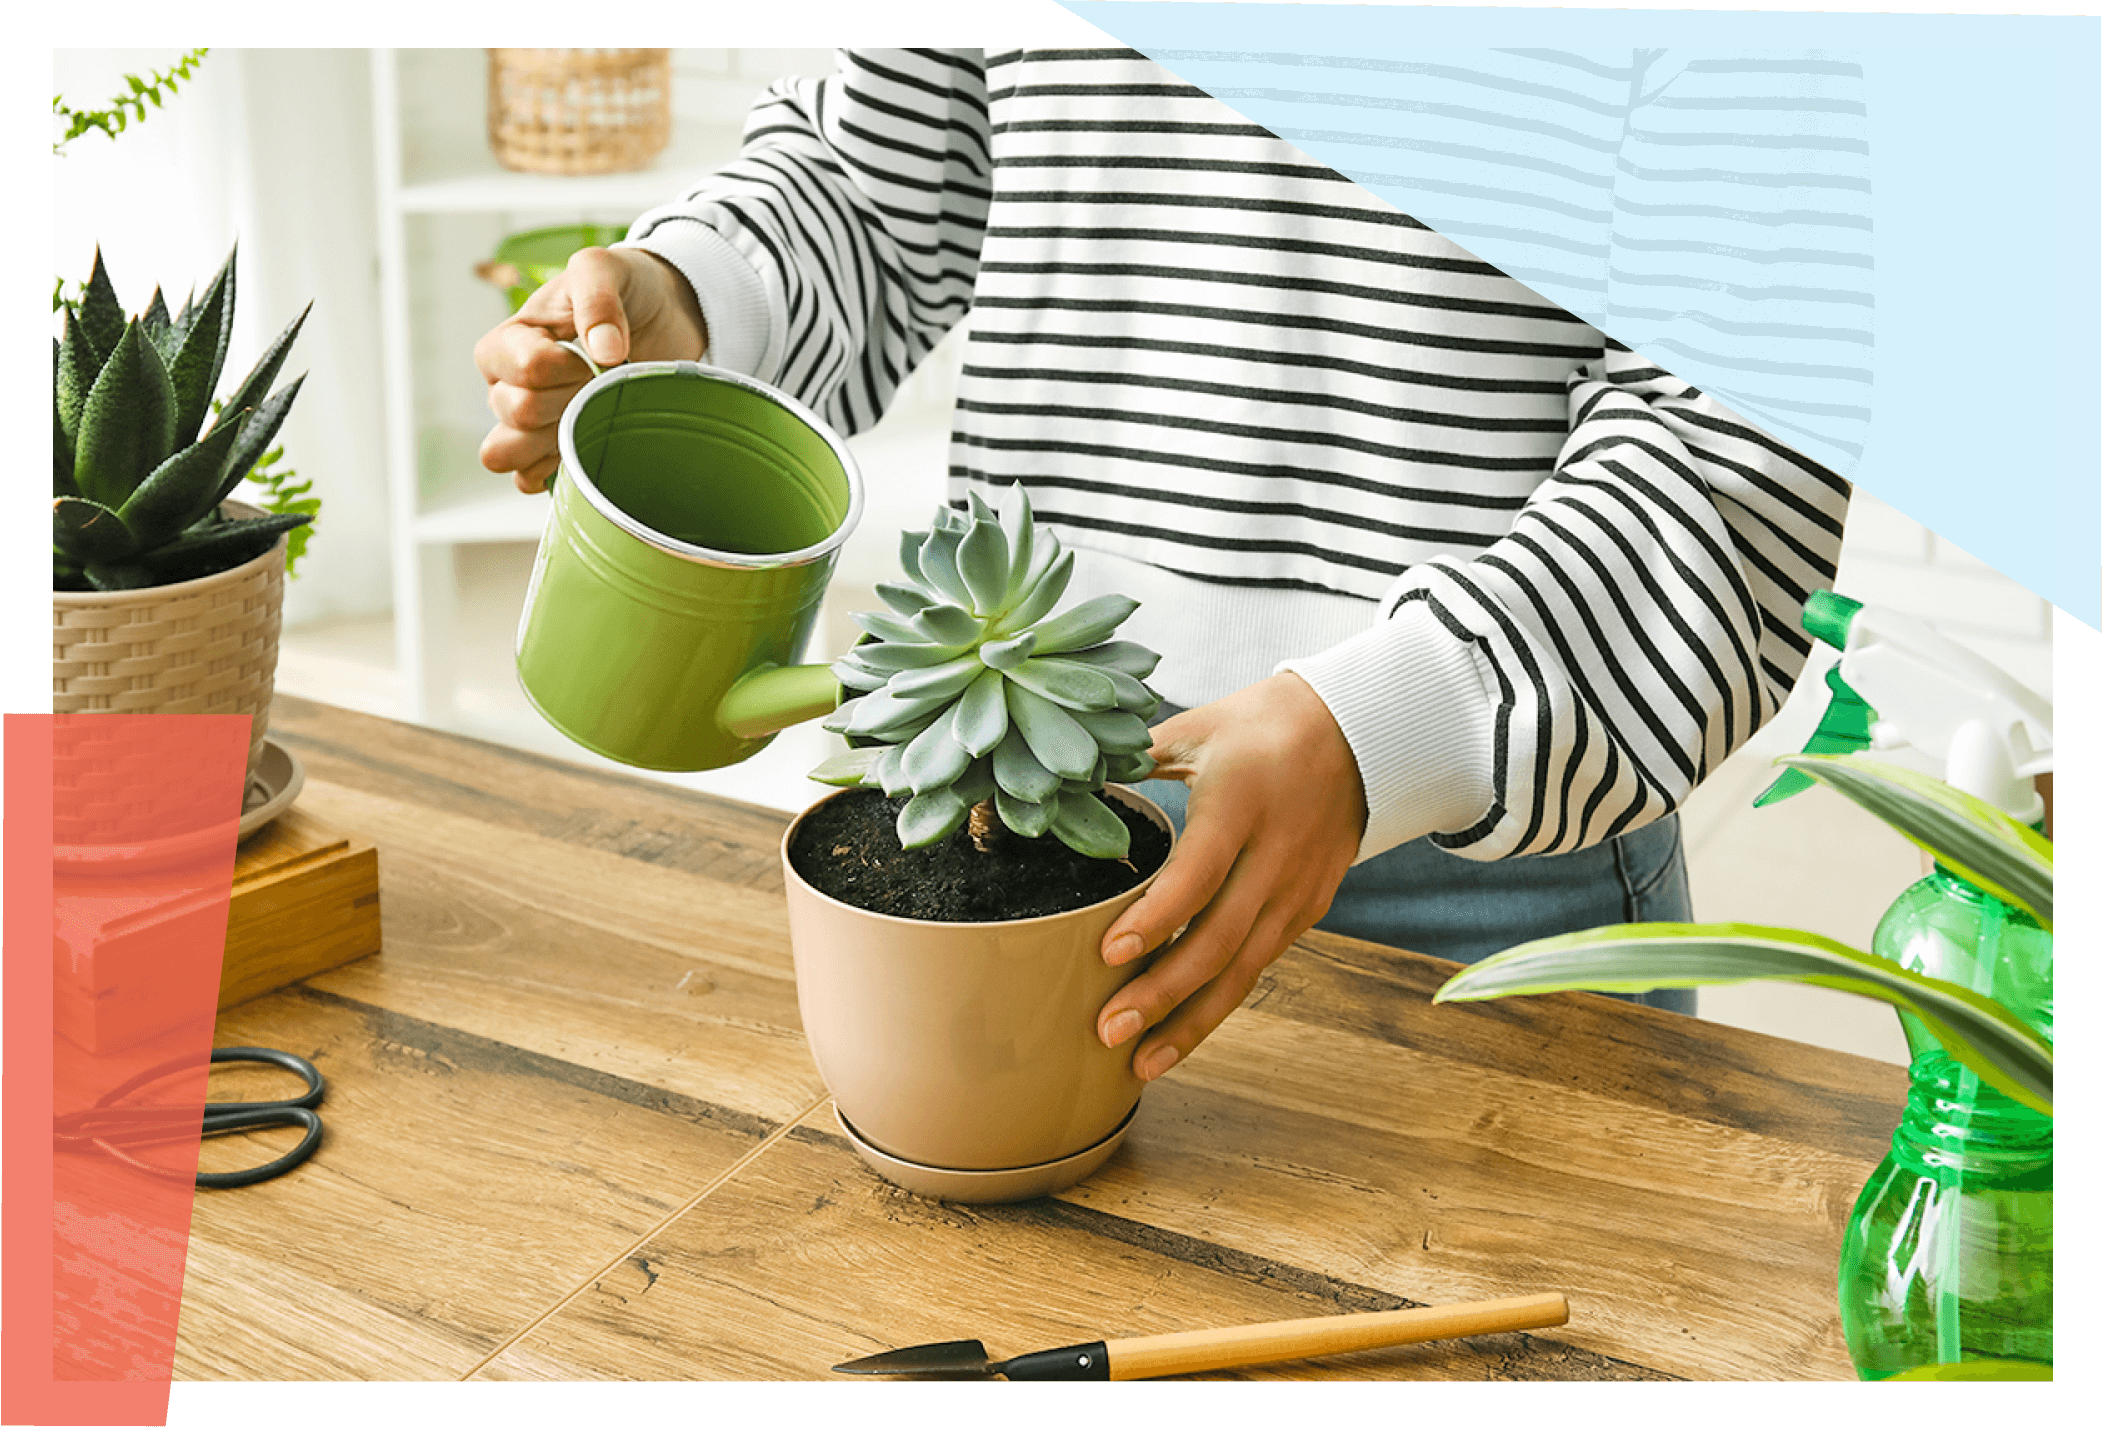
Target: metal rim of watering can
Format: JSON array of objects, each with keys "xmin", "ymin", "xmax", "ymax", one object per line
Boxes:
[{"xmin": 553, "ymin": 340, "xmax": 866, "ymax": 572}]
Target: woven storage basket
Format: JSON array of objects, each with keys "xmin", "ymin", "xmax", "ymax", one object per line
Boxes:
[
  {"xmin": 52, "ymin": 501, "xmax": 287, "ymax": 846},
  {"xmin": 487, "ymin": 49, "xmax": 672, "ymax": 176}
]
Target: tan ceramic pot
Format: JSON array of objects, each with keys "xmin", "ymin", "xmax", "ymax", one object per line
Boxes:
[
  {"xmin": 781, "ymin": 785, "xmax": 1172, "ymax": 1190},
  {"xmin": 51, "ymin": 502, "xmax": 287, "ymax": 847}
]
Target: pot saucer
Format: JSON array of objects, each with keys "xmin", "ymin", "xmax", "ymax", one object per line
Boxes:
[
  {"xmin": 55, "ymin": 739, "xmax": 305, "ymax": 873},
  {"xmin": 836, "ymin": 1103, "xmax": 1139, "ymax": 1205},
  {"xmin": 239, "ymin": 738, "xmax": 305, "ymax": 842}
]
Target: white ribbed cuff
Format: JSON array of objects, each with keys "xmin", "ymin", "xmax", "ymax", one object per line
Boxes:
[
  {"xmin": 1279, "ymin": 601, "xmax": 1498, "ymax": 864},
  {"xmin": 618, "ymin": 223, "xmax": 772, "ymax": 378}
]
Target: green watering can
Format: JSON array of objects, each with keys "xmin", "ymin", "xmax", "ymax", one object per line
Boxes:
[{"xmin": 515, "ymin": 349, "xmax": 858, "ymax": 771}]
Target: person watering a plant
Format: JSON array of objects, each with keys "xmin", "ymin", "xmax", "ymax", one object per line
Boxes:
[{"xmin": 475, "ymin": 48, "xmax": 1851, "ymax": 1085}]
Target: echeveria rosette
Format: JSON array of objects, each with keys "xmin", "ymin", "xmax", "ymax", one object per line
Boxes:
[
  {"xmin": 53, "ymin": 246, "xmax": 311, "ymax": 592},
  {"xmin": 811, "ymin": 486, "xmax": 1163, "ymax": 859}
]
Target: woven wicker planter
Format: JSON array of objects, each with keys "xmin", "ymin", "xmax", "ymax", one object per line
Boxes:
[
  {"xmin": 52, "ymin": 501, "xmax": 287, "ymax": 846},
  {"xmin": 487, "ymin": 49, "xmax": 671, "ymax": 176}
]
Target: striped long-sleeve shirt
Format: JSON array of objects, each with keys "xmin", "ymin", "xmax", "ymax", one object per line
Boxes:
[{"xmin": 625, "ymin": 47, "xmax": 1850, "ymax": 862}]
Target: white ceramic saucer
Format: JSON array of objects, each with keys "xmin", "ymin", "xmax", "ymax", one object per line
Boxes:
[{"xmin": 836, "ymin": 1103, "xmax": 1139, "ymax": 1204}]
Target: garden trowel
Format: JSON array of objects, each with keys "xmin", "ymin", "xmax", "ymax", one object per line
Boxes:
[{"xmin": 831, "ymin": 1291, "xmax": 1569, "ymax": 1379}]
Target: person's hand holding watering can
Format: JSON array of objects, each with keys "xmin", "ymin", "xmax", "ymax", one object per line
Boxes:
[{"xmin": 475, "ymin": 247, "xmax": 707, "ymax": 493}]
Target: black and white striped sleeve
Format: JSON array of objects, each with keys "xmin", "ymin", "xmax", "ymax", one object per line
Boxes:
[
  {"xmin": 1286, "ymin": 344, "xmax": 1849, "ymax": 862},
  {"xmin": 622, "ymin": 49, "xmax": 991, "ymax": 436}
]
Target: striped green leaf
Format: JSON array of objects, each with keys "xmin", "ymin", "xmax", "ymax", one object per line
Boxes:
[
  {"xmin": 1435, "ymin": 922, "xmax": 2052, "ymax": 1116},
  {"xmin": 1783, "ymin": 753, "xmax": 2052, "ymax": 928}
]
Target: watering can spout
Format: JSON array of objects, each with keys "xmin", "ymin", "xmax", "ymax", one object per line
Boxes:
[{"xmin": 718, "ymin": 662, "xmax": 842, "ymax": 742}]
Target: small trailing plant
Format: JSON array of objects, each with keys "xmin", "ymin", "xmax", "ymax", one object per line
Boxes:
[
  {"xmin": 52, "ymin": 48, "xmax": 209, "ymax": 155},
  {"xmin": 811, "ymin": 487, "xmax": 1163, "ymax": 859},
  {"xmin": 54, "ymin": 246, "xmax": 312, "ymax": 592}
]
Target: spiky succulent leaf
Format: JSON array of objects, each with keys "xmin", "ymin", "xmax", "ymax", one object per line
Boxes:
[
  {"xmin": 56, "ymin": 310, "xmax": 101, "ymax": 448},
  {"xmin": 75, "ymin": 249, "xmax": 127, "ymax": 368},
  {"xmin": 809, "ymin": 494, "xmax": 1160, "ymax": 857},
  {"xmin": 54, "ymin": 339, "xmax": 79, "ymax": 498},
  {"xmin": 162, "ymin": 254, "xmax": 236, "ymax": 444},
  {"xmin": 74, "ymin": 320, "xmax": 177, "ymax": 509},
  {"xmin": 213, "ymin": 376, "xmax": 306, "ymax": 510},
  {"xmin": 52, "ymin": 244, "xmax": 307, "ymax": 590},
  {"xmin": 115, "ymin": 407, "xmax": 250, "ymax": 547},
  {"xmin": 140, "ymin": 287, "xmax": 173, "ymax": 353},
  {"xmin": 54, "ymin": 497, "xmax": 139, "ymax": 564},
  {"xmin": 213, "ymin": 302, "xmax": 309, "ymax": 443}
]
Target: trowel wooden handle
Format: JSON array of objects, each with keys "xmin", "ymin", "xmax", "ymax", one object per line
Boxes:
[{"xmin": 1101, "ymin": 1292, "xmax": 1569, "ymax": 1380}]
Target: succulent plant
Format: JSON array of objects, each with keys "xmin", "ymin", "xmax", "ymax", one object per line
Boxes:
[
  {"xmin": 811, "ymin": 486, "xmax": 1163, "ymax": 859},
  {"xmin": 54, "ymin": 246, "xmax": 311, "ymax": 592}
]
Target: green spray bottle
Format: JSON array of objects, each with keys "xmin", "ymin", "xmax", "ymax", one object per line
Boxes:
[{"xmin": 1761, "ymin": 591, "xmax": 2053, "ymax": 1378}]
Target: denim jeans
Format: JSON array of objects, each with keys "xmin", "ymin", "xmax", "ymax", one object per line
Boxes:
[{"xmin": 1130, "ymin": 716, "xmax": 1697, "ymax": 1016}]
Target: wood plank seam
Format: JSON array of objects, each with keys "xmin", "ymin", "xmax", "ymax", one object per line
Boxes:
[{"xmin": 459, "ymin": 1091, "xmax": 836, "ymax": 1380}]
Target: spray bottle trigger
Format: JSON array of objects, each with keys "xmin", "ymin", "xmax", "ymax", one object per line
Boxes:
[{"xmin": 1754, "ymin": 664, "xmax": 1877, "ymax": 807}]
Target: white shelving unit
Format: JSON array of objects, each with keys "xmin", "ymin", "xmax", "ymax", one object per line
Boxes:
[{"xmin": 364, "ymin": 48, "xmax": 954, "ymax": 808}]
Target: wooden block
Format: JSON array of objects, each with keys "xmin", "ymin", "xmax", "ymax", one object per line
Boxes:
[
  {"xmin": 53, "ymin": 807, "xmax": 382, "ymax": 1053},
  {"xmin": 219, "ymin": 807, "xmax": 382, "ymax": 1009}
]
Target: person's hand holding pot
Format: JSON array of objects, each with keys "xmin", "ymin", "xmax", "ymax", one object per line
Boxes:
[{"xmin": 475, "ymin": 247, "xmax": 708, "ymax": 493}]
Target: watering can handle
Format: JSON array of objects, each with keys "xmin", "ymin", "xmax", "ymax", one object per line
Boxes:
[{"xmin": 534, "ymin": 340, "xmax": 609, "ymax": 497}]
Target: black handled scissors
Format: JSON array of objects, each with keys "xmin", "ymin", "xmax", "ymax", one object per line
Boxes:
[{"xmin": 53, "ymin": 1046, "xmax": 327, "ymax": 1189}]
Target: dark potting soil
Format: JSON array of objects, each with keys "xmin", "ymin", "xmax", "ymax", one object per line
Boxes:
[{"xmin": 788, "ymin": 787, "xmax": 1170, "ymax": 923}]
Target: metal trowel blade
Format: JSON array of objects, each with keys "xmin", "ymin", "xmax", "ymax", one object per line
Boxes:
[{"xmin": 831, "ymin": 1339, "xmax": 998, "ymax": 1377}]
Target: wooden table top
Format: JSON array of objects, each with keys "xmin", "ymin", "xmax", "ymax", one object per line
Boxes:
[{"xmin": 173, "ymin": 696, "xmax": 1908, "ymax": 1382}]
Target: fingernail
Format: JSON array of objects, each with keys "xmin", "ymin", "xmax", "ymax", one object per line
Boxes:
[
  {"xmin": 1101, "ymin": 1009, "xmax": 1143, "ymax": 1048},
  {"xmin": 585, "ymin": 322, "xmax": 622, "ymax": 362},
  {"xmin": 1137, "ymin": 1045, "xmax": 1180, "ymax": 1081},
  {"xmin": 1105, "ymin": 932, "xmax": 1145, "ymax": 966}
]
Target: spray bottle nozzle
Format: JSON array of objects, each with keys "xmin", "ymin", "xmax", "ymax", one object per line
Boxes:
[
  {"xmin": 1755, "ymin": 588, "xmax": 2051, "ymax": 816},
  {"xmin": 1755, "ymin": 590, "xmax": 1874, "ymax": 807}
]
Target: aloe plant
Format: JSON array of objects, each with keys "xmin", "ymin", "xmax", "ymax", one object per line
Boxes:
[
  {"xmin": 1435, "ymin": 752, "xmax": 2054, "ymax": 1115},
  {"xmin": 810, "ymin": 487, "xmax": 1163, "ymax": 859},
  {"xmin": 54, "ymin": 246, "xmax": 310, "ymax": 592}
]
